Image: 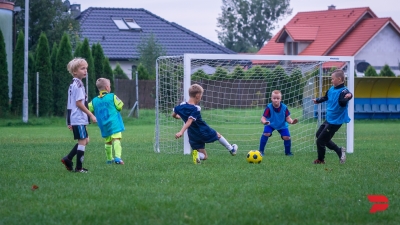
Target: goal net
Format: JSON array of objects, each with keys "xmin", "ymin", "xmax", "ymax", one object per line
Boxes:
[{"xmin": 155, "ymin": 54, "xmax": 354, "ymax": 155}]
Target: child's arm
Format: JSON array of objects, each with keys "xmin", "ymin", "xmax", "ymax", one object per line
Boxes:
[
  {"xmin": 313, "ymin": 90, "xmax": 329, "ymax": 104},
  {"xmin": 175, "ymin": 118, "xmax": 193, "ymax": 139},
  {"xmin": 260, "ymin": 116, "xmax": 270, "ymax": 125},
  {"xmin": 76, "ymin": 100, "xmax": 97, "ymax": 123},
  {"xmin": 172, "ymin": 112, "xmax": 181, "ymax": 119},
  {"xmin": 286, "ymin": 116, "xmax": 298, "ymax": 125},
  {"xmin": 338, "ymin": 89, "xmax": 353, "ymax": 107},
  {"xmin": 113, "ymin": 95, "xmax": 124, "ymax": 111}
]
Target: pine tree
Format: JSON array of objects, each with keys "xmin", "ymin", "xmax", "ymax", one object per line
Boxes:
[
  {"xmin": 136, "ymin": 63, "xmax": 149, "ymax": 80},
  {"xmin": 364, "ymin": 65, "xmax": 379, "ymax": 77},
  {"xmin": 74, "ymin": 42, "xmax": 82, "ymax": 58},
  {"xmin": 50, "ymin": 42, "xmax": 58, "ymax": 74},
  {"xmin": 0, "ymin": 28, "xmax": 9, "ymax": 115},
  {"xmin": 96, "ymin": 44, "xmax": 113, "ymax": 90},
  {"xmin": 113, "ymin": 63, "xmax": 129, "ymax": 79},
  {"xmin": 103, "ymin": 57, "xmax": 115, "ymax": 92},
  {"xmin": 35, "ymin": 33, "xmax": 53, "ymax": 116},
  {"xmin": 53, "ymin": 33, "xmax": 72, "ymax": 116},
  {"xmin": 11, "ymin": 32, "xmax": 25, "ymax": 115},
  {"xmin": 92, "ymin": 43, "xmax": 104, "ymax": 81},
  {"xmin": 79, "ymin": 38, "xmax": 96, "ymax": 98},
  {"xmin": 379, "ymin": 64, "xmax": 396, "ymax": 77}
]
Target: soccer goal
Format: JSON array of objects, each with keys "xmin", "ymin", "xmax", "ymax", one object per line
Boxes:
[{"xmin": 154, "ymin": 54, "xmax": 354, "ymax": 155}]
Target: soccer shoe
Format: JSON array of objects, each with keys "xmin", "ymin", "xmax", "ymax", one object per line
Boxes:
[
  {"xmin": 285, "ymin": 153, "xmax": 294, "ymax": 156},
  {"xmin": 61, "ymin": 157, "xmax": 73, "ymax": 171},
  {"xmin": 313, "ymin": 159, "xmax": 325, "ymax": 164},
  {"xmin": 106, "ymin": 159, "xmax": 114, "ymax": 164},
  {"xmin": 230, "ymin": 144, "xmax": 238, "ymax": 156},
  {"xmin": 259, "ymin": 151, "xmax": 265, "ymax": 156},
  {"xmin": 114, "ymin": 157, "xmax": 125, "ymax": 165},
  {"xmin": 74, "ymin": 168, "xmax": 88, "ymax": 173},
  {"xmin": 192, "ymin": 150, "xmax": 200, "ymax": 164},
  {"xmin": 340, "ymin": 147, "xmax": 346, "ymax": 164}
]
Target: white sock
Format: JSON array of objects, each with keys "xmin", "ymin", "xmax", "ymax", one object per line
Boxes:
[
  {"xmin": 198, "ymin": 152, "xmax": 205, "ymax": 160},
  {"xmin": 218, "ymin": 136, "xmax": 233, "ymax": 151}
]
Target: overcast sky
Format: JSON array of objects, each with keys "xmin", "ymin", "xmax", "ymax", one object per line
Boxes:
[{"xmin": 78, "ymin": 0, "xmax": 400, "ymax": 44}]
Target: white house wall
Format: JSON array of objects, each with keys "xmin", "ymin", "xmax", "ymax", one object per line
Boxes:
[{"xmin": 356, "ymin": 25, "xmax": 400, "ymax": 75}]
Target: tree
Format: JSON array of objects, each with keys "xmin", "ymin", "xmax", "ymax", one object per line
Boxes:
[
  {"xmin": 230, "ymin": 66, "xmax": 246, "ymax": 79},
  {"xmin": 137, "ymin": 33, "xmax": 166, "ymax": 79},
  {"xmin": 364, "ymin": 65, "xmax": 379, "ymax": 77},
  {"xmin": 136, "ymin": 63, "xmax": 149, "ymax": 80},
  {"xmin": 14, "ymin": 0, "xmax": 80, "ymax": 50},
  {"xmin": 53, "ymin": 33, "xmax": 72, "ymax": 116},
  {"xmin": 379, "ymin": 64, "xmax": 396, "ymax": 77},
  {"xmin": 11, "ymin": 32, "xmax": 24, "ymax": 115},
  {"xmin": 114, "ymin": 63, "xmax": 129, "ymax": 79},
  {"xmin": 92, "ymin": 43, "xmax": 104, "ymax": 81},
  {"xmin": 28, "ymin": 52, "xmax": 36, "ymax": 114},
  {"xmin": 0, "ymin": 28, "xmax": 9, "ymax": 115},
  {"xmin": 77, "ymin": 38, "xmax": 96, "ymax": 98},
  {"xmin": 35, "ymin": 33, "xmax": 53, "ymax": 116},
  {"xmin": 217, "ymin": 0, "xmax": 292, "ymax": 52},
  {"xmin": 50, "ymin": 42, "xmax": 58, "ymax": 74},
  {"xmin": 103, "ymin": 57, "xmax": 115, "ymax": 91}
]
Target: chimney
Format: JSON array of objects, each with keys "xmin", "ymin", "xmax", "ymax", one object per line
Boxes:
[
  {"xmin": 328, "ymin": 4, "xmax": 336, "ymax": 10},
  {"xmin": 70, "ymin": 4, "xmax": 81, "ymax": 18}
]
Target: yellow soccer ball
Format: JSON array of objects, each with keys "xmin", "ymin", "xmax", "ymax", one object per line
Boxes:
[{"xmin": 246, "ymin": 150, "xmax": 262, "ymax": 164}]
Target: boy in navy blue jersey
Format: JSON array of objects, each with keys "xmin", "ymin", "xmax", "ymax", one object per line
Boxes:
[
  {"xmin": 172, "ymin": 84, "xmax": 238, "ymax": 164},
  {"xmin": 259, "ymin": 90, "xmax": 298, "ymax": 156},
  {"xmin": 313, "ymin": 69, "xmax": 353, "ymax": 164}
]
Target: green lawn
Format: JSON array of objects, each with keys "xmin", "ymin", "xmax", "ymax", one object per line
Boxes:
[{"xmin": 0, "ymin": 113, "xmax": 399, "ymax": 225}]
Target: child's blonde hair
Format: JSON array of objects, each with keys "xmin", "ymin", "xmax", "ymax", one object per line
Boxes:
[
  {"xmin": 96, "ymin": 78, "xmax": 110, "ymax": 91},
  {"xmin": 332, "ymin": 69, "xmax": 345, "ymax": 82},
  {"xmin": 67, "ymin": 57, "xmax": 88, "ymax": 76},
  {"xmin": 271, "ymin": 90, "xmax": 282, "ymax": 97},
  {"xmin": 189, "ymin": 84, "xmax": 204, "ymax": 98}
]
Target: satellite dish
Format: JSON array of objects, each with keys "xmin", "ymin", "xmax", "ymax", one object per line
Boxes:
[{"xmin": 357, "ymin": 62, "xmax": 370, "ymax": 73}]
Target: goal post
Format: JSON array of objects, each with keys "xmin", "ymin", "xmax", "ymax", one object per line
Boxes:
[{"xmin": 155, "ymin": 54, "xmax": 354, "ymax": 155}]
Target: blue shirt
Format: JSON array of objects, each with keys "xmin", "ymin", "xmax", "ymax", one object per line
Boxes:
[
  {"xmin": 326, "ymin": 86, "xmax": 351, "ymax": 125},
  {"xmin": 263, "ymin": 103, "xmax": 290, "ymax": 130}
]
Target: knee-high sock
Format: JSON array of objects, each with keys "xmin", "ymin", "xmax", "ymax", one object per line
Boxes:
[
  {"xmin": 114, "ymin": 140, "xmax": 122, "ymax": 158},
  {"xmin": 76, "ymin": 145, "xmax": 85, "ymax": 169},
  {"xmin": 105, "ymin": 144, "xmax": 113, "ymax": 160},
  {"xmin": 284, "ymin": 139, "xmax": 291, "ymax": 154},
  {"xmin": 259, "ymin": 135, "xmax": 269, "ymax": 153},
  {"xmin": 67, "ymin": 143, "xmax": 78, "ymax": 160},
  {"xmin": 218, "ymin": 136, "xmax": 232, "ymax": 150}
]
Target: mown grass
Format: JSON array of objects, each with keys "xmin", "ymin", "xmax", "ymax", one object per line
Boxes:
[{"xmin": 0, "ymin": 112, "xmax": 399, "ymax": 225}]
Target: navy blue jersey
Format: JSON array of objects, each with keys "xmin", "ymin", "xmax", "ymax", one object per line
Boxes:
[{"xmin": 173, "ymin": 102, "xmax": 218, "ymax": 145}]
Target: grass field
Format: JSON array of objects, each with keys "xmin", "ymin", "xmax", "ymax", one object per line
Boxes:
[{"xmin": 0, "ymin": 111, "xmax": 399, "ymax": 225}]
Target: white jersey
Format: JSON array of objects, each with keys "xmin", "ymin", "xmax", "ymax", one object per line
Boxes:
[{"xmin": 67, "ymin": 78, "xmax": 89, "ymax": 125}]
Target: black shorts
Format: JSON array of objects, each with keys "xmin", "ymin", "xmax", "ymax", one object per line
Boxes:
[{"xmin": 71, "ymin": 125, "xmax": 89, "ymax": 140}]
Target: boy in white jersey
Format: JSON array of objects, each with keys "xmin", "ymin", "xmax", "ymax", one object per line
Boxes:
[
  {"xmin": 312, "ymin": 69, "xmax": 352, "ymax": 164},
  {"xmin": 61, "ymin": 58, "xmax": 97, "ymax": 173},
  {"xmin": 88, "ymin": 78, "xmax": 125, "ymax": 165},
  {"xmin": 259, "ymin": 90, "xmax": 298, "ymax": 156},
  {"xmin": 172, "ymin": 84, "xmax": 238, "ymax": 164}
]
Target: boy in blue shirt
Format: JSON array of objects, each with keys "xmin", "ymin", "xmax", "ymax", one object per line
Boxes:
[
  {"xmin": 172, "ymin": 84, "xmax": 238, "ymax": 164},
  {"xmin": 313, "ymin": 69, "xmax": 353, "ymax": 164},
  {"xmin": 259, "ymin": 90, "xmax": 298, "ymax": 156},
  {"xmin": 89, "ymin": 78, "xmax": 125, "ymax": 165}
]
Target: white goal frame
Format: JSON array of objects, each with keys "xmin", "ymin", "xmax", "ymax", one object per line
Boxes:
[{"xmin": 155, "ymin": 54, "xmax": 355, "ymax": 155}]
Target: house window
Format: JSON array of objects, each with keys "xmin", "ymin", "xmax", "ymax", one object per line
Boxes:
[
  {"xmin": 286, "ymin": 42, "xmax": 298, "ymax": 55},
  {"xmin": 124, "ymin": 18, "xmax": 142, "ymax": 30},
  {"xmin": 112, "ymin": 17, "xmax": 142, "ymax": 31}
]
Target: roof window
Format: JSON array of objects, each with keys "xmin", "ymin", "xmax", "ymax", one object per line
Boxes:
[{"xmin": 112, "ymin": 17, "xmax": 142, "ymax": 31}]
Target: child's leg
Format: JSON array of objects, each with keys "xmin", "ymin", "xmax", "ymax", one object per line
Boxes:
[
  {"xmin": 113, "ymin": 139, "xmax": 122, "ymax": 159},
  {"xmin": 217, "ymin": 132, "xmax": 234, "ymax": 151},
  {"xmin": 259, "ymin": 126, "xmax": 273, "ymax": 155},
  {"xmin": 316, "ymin": 122, "xmax": 342, "ymax": 161},
  {"xmin": 279, "ymin": 128, "xmax": 292, "ymax": 155},
  {"xmin": 105, "ymin": 141, "xmax": 113, "ymax": 162},
  {"xmin": 67, "ymin": 143, "xmax": 78, "ymax": 160},
  {"xmin": 76, "ymin": 138, "xmax": 88, "ymax": 169},
  {"xmin": 198, "ymin": 149, "xmax": 207, "ymax": 160}
]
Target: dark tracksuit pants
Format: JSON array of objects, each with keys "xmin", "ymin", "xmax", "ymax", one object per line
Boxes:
[{"xmin": 316, "ymin": 121, "xmax": 343, "ymax": 161}]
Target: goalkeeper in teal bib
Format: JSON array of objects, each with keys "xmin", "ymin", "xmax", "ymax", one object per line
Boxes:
[
  {"xmin": 89, "ymin": 78, "xmax": 125, "ymax": 165},
  {"xmin": 312, "ymin": 69, "xmax": 353, "ymax": 164}
]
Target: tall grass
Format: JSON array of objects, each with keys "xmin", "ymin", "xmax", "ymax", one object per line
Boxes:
[{"xmin": 0, "ymin": 113, "xmax": 399, "ymax": 225}]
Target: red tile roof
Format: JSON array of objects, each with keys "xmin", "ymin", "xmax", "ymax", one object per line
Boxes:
[{"xmin": 257, "ymin": 7, "xmax": 383, "ymax": 57}]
